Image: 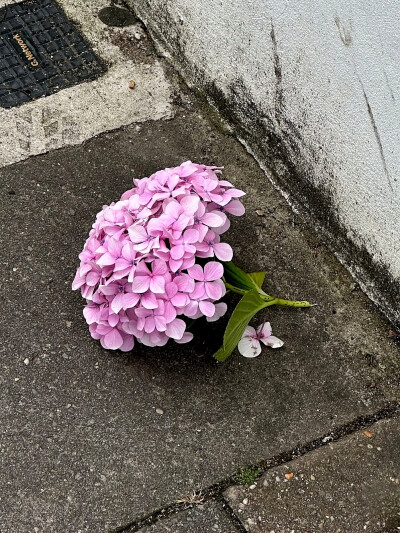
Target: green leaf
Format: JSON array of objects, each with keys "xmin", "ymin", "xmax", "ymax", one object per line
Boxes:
[
  {"xmin": 223, "ymin": 262, "xmax": 267, "ymax": 293},
  {"xmin": 213, "ymin": 346, "xmax": 227, "ymax": 361},
  {"xmin": 223, "ymin": 261, "xmax": 255, "ymax": 291},
  {"xmin": 248, "ymin": 271, "xmax": 266, "ymax": 289},
  {"xmin": 213, "ymin": 289, "xmax": 272, "ymax": 362}
]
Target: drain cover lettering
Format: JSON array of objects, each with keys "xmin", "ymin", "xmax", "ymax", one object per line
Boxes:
[
  {"xmin": 9, "ymin": 32, "xmax": 41, "ymax": 68},
  {"xmin": 0, "ymin": 0, "xmax": 106, "ymax": 109}
]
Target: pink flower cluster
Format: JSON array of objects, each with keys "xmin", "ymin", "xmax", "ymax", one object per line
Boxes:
[{"xmin": 72, "ymin": 161, "xmax": 245, "ymax": 351}]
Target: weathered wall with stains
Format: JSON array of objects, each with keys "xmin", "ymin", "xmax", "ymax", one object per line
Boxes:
[{"xmin": 128, "ymin": 0, "xmax": 400, "ymax": 323}]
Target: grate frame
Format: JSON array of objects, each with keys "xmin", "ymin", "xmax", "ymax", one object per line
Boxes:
[{"xmin": 0, "ymin": 0, "xmax": 106, "ymax": 109}]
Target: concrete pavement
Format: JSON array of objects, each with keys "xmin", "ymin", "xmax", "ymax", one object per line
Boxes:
[
  {"xmin": 0, "ymin": 2, "xmax": 399, "ymax": 532},
  {"xmin": 224, "ymin": 416, "xmax": 400, "ymax": 532}
]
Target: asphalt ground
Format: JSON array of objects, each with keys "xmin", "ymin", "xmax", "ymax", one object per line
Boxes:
[{"xmin": 0, "ymin": 2, "xmax": 399, "ymax": 532}]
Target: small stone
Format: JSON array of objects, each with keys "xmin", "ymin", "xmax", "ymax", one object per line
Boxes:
[
  {"xmin": 66, "ymin": 404, "xmax": 72, "ymax": 409},
  {"xmin": 242, "ymin": 498, "xmax": 248, "ymax": 505},
  {"xmin": 255, "ymin": 210, "xmax": 264, "ymax": 216},
  {"xmin": 129, "ymin": 80, "xmax": 136, "ymax": 89},
  {"xmin": 322, "ymin": 436, "xmax": 331, "ymax": 443},
  {"xmin": 285, "ymin": 472, "xmax": 294, "ymax": 480},
  {"xmin": 134, "ymin": 32, "xmax": 141, "ymax": 40},
  {"xmin": 310, "ymin": 475, "xmax": 316, "ymax": 480},
  {"xmin": 156, "ymin": 408, "xmax": 164, "ymax": 415},
  {"xmin": 12, "ymin": 267, "xmax": 17, "ymax": 272},
  {"xmin": 23, "ymin": 358, "xmax": 29, "ymax": 365},
  {"xmin": 66, "ymin": 321, "xmax": 72, "ymax": 328},
  {"xmin": 14, "ymin": 377, "xmax": 20, "ymax": 381},
  {"xmin": 249, "ymin": 484, "xmax": 257, "ymax": 489}
]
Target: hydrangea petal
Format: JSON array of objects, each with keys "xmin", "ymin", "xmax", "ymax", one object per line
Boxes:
[
  {"xmin": 131, "ymin": 276, "xmax": 151, "ymax": 293},
  {"xmin": 165, "ymin": 318, "xmax": 186, "ymax": 339},
  {"xmin": 102, "ymin": 329, "xmax": 123, "ymax": 350},
  {"xmin": 174, "ymin": 332, "xmax": 194, "ymax": 344},
  {"xmin": 257, "ymin": 321, "xmax": 272, "ymax": 339},
  {"xmin": 237, "ymin": 336, "xmax": 261, "ymax": 358},
  {"xmin": 204, "ymin": 261, "xmax": 224, "ymax": 281},
  {"xmin": 213, "ymin": 242, "xmax": 233, "ymax": 261},
  {"xmin": 264, "ymin": 335, "xmax": 284, "ymax": 348}
]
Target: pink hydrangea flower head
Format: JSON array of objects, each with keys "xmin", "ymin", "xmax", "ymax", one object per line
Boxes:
[{"xmin": 72, "ymin": 161, "xmax": 245, "ymax": 351}]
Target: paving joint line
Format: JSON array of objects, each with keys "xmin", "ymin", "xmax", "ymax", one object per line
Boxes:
[
  {"xmin": 219, "ymin": 497, "xmax": 248, "ymax": 533},
  {"xmin": 110, "ymin": 402, "xmax": 400, "ymax": 532}
]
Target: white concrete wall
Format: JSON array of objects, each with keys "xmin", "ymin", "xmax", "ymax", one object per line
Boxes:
[{"xmin": 129, "ymin": 0, "xmax": 400, "ymax": 322}]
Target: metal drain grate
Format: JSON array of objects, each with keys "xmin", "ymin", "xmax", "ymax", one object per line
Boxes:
[{"xmin": 0, "ymin": 0, "xmax": 106, "ymax": 109}]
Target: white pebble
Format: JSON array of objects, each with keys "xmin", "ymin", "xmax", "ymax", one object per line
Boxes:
[
  {"xmin": 23, "ymin": 358, "xmax": 29, "ymax": 365},
  {"xmin": 156, "ymin": 408, "xmax": 164, "ymax": 415}
]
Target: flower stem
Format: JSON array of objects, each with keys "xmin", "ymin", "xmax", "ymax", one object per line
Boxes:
[
  {"xmin": 224, "ymin": 282, "xmax": 248, "ymax": 296},
  {"xmin": 224, "ymin": 282, "xmax": 311, "ymax": 308},
  {"xmin": 273, "ymin": 298, "xmax": 312, "ymax": 308}
]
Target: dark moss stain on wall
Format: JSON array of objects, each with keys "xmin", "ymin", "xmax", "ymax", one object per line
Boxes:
[{"xmin": 125, "ymin": 0, "xmax": 400, "ymax": 326}]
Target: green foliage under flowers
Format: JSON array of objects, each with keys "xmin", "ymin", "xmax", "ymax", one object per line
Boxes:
[{"xmin": 214, "ymin": 261, "xmax": 312, "ymax": 361}]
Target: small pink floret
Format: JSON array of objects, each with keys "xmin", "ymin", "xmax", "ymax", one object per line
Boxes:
[{"xmin": 238, "ymin": 322, "xmax": 284, "ymax": 358}]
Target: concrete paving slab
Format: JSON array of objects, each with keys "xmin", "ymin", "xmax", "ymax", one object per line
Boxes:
[
  {"xmin": 0, "ymin": 0, "xmax": 172, "ymax": 167},
  {"xmin": 137, "ymin": 502, "xmax": 238, "ymax": 533},
  {"xmin": 0, "ymin": 100, "xmax": 399, "ymax": 531},
  {"xmin": 224, "ymin": 416, "xmax": 400, "ymax": 532}
]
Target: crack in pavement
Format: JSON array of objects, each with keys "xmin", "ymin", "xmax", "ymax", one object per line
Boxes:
[
  {"xmin": 111, "ymin": 402, "xmax": 400, "ymax": 532},
  {"xmin": 219, "ymin": 499, "xmax": 248, "ymax": 533}
]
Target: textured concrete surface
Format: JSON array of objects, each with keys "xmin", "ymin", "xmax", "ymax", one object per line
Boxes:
[
  {"xmin": 0, "ymin": 98, "xmax": 399, "ymax": 532},
  {"xmin": 224, "ymin": 416, "xmax": 400, "ymax": 532},
  {"xmin": 128, "ymin": 0, "xmax": 400, "ymax": 325},
  {"xmin": 0, "ymin": 5, "xmax": 400, "ymax": 533},
  {"xmin": 138, "ymin": 503, "xmax": 238, "ymax": 533},
  {"xmin": 0, "ymin": 0, "xmax": 172, "ymax": 167}
]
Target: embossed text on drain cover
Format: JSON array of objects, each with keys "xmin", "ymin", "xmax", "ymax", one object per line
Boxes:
[{"xmin": 0, "ymin": 0, "xmax": 106, "ymax": 109}]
